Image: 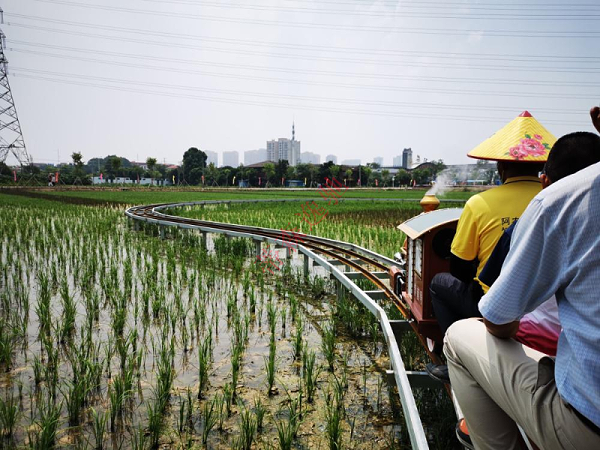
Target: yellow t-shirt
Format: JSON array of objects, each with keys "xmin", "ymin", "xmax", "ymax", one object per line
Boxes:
[{"xmin": 451, "ymin": 176, "xmax": 542, "ymax": 292}]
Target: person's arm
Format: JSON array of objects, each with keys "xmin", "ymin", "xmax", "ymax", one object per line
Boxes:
[
  {"xmin": 479, "ymin": 198, "xmax": 565, "ymax": 329},
  {"xmin": 451, "ymin": 200, "xmax": 480, "ymax": 270},
  {"xmin": 484, "ymin": 318, "xmax": 519, "ymax": 339},
  {"xmin": 450, "ymin": 254, "xmax": 477, "ymax": 283}
]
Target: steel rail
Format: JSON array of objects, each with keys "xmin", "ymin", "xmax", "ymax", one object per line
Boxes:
[{"xmin": 125, "ymin": 199, "xmax": 455, "ymax": 449}]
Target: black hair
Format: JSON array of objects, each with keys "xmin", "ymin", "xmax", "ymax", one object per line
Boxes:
[
  {"xmin": 497, "ymin": 161, "xmax": 545, "ymax": 181},
  {"xmin": 544, "ymin": 131, "xmax": 600, "ymax": 182}
]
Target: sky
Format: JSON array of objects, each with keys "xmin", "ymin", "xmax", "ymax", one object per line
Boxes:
[{"xmin": 2, "ymin": 0, "xmax": 600, "ymax": 167}]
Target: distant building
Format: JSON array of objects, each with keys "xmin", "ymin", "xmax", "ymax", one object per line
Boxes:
[
  {"xmin": 373, "ymin": 156, "xmax": 384, "ymax": 166},
  {"xmin": 402, "ymin": 148, "xmax": 413, "ymax": 169},
  {"xmin": 341, "ymin": 159, "xmax": 361, "ymax": 166},
  {"xmin": 267, "ymin": 123, "xmax": 301, "ymax": 166},
  {"xmin": 301, "ymin": 152, "xmax": 320, "ymax": 165},
  {"xmin": 392, "ymin": 155, "xmax": 403, "ymax": 167},
  {"xmin": 131, "ymin": 161, "xmax": 148, "ymax": 170},
  {"xmin": 325, "ymin": 154, "xmax": 337, "ymax": 164},
  {"xmin": 222, "ymin": 151, "xmax": 239, "ymax": 167},
  {"xmin": 244, "ymin": 148, "xmax": 268, "ymax": 165},
  {"xmin": 205, "ymin": 150, "xmax": 218, "ymax": 166}
]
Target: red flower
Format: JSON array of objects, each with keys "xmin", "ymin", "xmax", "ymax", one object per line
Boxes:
[{"xmin": 519, "ymin": 138, "xmax": 546, "ymax": 156}]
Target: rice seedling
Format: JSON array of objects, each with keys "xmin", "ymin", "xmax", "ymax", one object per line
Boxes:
[
  {"xmin": 324, "ymin": 384, "xmax": 344, "ymax": 450},
  {"xmin": 197, "ymin": 338, "xmax": 211, "ymax": 400},
  {"xmin": 267, "ymin": 300, "xmax": 278, "ymax": 337},
  {"xmin": 302, "ymin": 348, "xmax": 321, "ymax": 403},
  {"xmin": 201, "ymin": 395, "xmax": 219, "ymax": 446},
  {"xmin": 274, "ymin": 395, "xmax": 302, "ymax": 450},
  {"xmin": 293, "ymin": 317, "xmax": 303, "ymax": 360},
  {"xmin": 322, "ymin": 321, "xmax": 337, "ymax": 372},
  {"xmin": 61, "ymin": 375, "xmax": 90, "ymax": 426},
  {"xmin": 236, "ymin": 400, "xmax": 257, "ymax": 450},
  {"xmin": 130, "ymin": 425, "xmax": 149, "ymax": 450},
  {"xmin": 230, "ymin": 341, "xmax": 243, "ymax": 397},
  {"xmin": 28, "ymin": 395, "xmax": 62, "ymax": 450},
  {"xmin": 264, "ymin": 336, "xmax": 277, "ymax": 395},
  {"xmin": 223, "ymin": 382, "xmax": 234, "ymax": 417},
  {"xmin": 0, "ymin": 320, "xmax": 14, "ymax": 371},
  {"xmin": 90, "ymin": 408, "xmax": 109, "ymax": 450},
  {"xmin": 0, "ymin": 393, "xmax": 19, "ymax": 439},
  {"xmin": 146, "ymin": 399, "xmax": 164, "ymax": 449},
  {"xmin": 253, "ymin": 396, "xmax": 266, "ymax": 433}
]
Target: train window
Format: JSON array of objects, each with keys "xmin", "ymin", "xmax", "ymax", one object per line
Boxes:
[
  {"xmin": 432, "ymin": 228, "xmax": 456, "ymax": 260},
  {"xmin": 415, "ymin": 239, "xmax": 423, "ymax": 277}
]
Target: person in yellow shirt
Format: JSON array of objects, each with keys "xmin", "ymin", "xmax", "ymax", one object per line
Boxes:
[{"xmin": 426, "ymin": 111, "xmax": 553, "ymax": 383}]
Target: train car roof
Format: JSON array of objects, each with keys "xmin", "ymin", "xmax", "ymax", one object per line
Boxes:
[{"xmin": 397, "ymin": 208, "xmax": 463, "ymax": 240}]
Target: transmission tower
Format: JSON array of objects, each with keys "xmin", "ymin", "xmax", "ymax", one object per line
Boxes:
[{"xmin": 0, "ymin": 8, "xmax": 31, "ymax": 167}]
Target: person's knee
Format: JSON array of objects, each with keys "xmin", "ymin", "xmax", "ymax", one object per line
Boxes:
[
  {"xmin": 444, "ymin": 318, "xmax": 485, "ymax": 362},
  {"xmin": 430, "ymin": 272, "xmax": 449, "ymax": 296}
]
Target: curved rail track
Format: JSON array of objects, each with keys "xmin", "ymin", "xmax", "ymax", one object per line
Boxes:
[{"xmin": 126, "ymin": 199, "xmax": 463, "ymax": 450}]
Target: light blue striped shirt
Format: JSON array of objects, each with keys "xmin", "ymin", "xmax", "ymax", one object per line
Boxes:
[{"xmin": 480, "ymin": 161, "xmax": 600, "ymax": 428}]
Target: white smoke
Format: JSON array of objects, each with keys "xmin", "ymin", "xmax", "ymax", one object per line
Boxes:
[{"xmin": 426, "ymin": 169, "xmax": 453, "ymax": 196}]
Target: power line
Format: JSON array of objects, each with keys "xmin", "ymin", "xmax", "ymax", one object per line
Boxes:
[
  {"xmin": 13, "ymin": 66, "xmax": 591, "ymax": 115},
  {"xmin": 29, "ymin": 0, "xmax": 600, "ymax": 35},
  {"xmin": 10, "ymin": 52, "xmax": 594, "ymax": 102},
  {"xmin": 9, "ymin": 14, "xmax": 600, "ymax": 62},
  {"xmin": 13, "ymin": 71, "xmax": 588, "ymax": 126},
  {"xmin": 283, "ymin": 0, "xmax": 600, "ymax": 8},
  {"xmin": 10, "ymin": 46, "xmax": 600, "ymax": 89},
  {"xmin": 10, "ymin": 39, "xmax": 600, "ymax": 75},
  {"xmin": 130, "ymin": 0, "xmax": 600, "ymax": 19}
]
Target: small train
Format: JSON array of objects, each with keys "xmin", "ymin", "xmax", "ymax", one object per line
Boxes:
[{"xmin": 390, "ymin": 198, "xmax": 464, "ymax": 347}]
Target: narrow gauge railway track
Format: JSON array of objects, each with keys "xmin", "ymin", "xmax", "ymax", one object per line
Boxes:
[{"xmin": 126, "ymin": 200, "xmax": 458, "ymax": 450}]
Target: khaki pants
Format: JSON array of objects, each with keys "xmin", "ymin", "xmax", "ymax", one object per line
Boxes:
[{"xmin": 444, "ymin": 319, "xmax": 600, "ymax": 450}]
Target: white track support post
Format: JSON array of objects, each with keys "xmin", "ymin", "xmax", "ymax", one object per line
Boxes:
[
  {"xmin": 336, "ymin": 280, "xmax": 344, "ymax": 303},
  {"xmin": 201, "ymin": 232, "xmax": 207, "ymax": 249},
  {"xmin": 255, "ymin": 240, "xmax": 261, "ymax": 258},
  {"xmin": 303, "ymin": 253, "xmax": 309, "ymax": 278},
  {"xmin": 159, "ymin": 225, "xmax": 166, "ymax": 240},
  {"xmin": 134, "ymin": 220, "xmax": 140, "ymax": 231}
]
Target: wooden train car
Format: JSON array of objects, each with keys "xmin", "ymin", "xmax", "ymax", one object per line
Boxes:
[{"xmin": 393, "ymin": 207, "xmax": 464, "ymax": 344}]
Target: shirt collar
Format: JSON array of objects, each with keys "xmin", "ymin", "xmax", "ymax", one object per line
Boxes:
[{"xmin": 503, "ymin": 175, "xmax": 541, "ymax": 185}]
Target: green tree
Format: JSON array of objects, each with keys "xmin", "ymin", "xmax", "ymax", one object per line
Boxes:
[
  {"xmin": 396, "ymin": 169, "xmax": 411, "ymax": 185},
  {"xmin": 205, "ymin": 162, "xmax": 219, "ymax": 186},
  {"xmin": 146, "ymin": 157, "xmax": 157, "ymax": 185},
  {"xmin": 263, "ymin": 163, "xmax": 276, "ymax": 186},
  {"xmin": 111, "ymin": 156, "xmax": 122, "ymax": 180},
  {"xmin": 71, "ymin": 152, "xmax": 86, "ymax": 182},
  {"xmin": 183, "ymin": 147, "xmax": 207, "ymax": 185},
  {"xmin": 275, "ymin": 160, "xmax": 289, "ymax": 185},
  {"xmin": 362, "ymin": 166, "xmax": 372, "ymax": 186},
  {"xmin": 345, "ymin": 168, "xmax": 353, "ymax": 186},
  {"xmin": 329, "ymin": 164, "xmax": 340, "ymax": 181},
  {"xmin": 381, "ymin": 169, "xmax": 390, "ymax": 186}
]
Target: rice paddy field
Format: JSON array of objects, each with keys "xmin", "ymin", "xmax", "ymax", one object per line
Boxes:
[{"xmin": 0, "ymin": 188, "xmax": 472, "ymax": 449}]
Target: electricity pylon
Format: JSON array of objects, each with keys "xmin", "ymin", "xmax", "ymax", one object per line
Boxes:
[{"xmin": 0, "ymin": 8, "xmax": 31, "ymax": 167}]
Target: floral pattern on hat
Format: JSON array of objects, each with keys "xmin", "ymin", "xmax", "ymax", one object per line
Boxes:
[{"xmin": 506, "ymin": 134, "xmax": 551, "ymax": 160}]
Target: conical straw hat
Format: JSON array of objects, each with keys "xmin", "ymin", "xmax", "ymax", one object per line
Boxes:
[{"xmin": 468, "ymin": 111, "xmax": 556, "ymax": 162}]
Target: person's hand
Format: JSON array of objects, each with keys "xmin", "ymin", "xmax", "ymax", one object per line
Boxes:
[{"xmin": 591, "ymin": 106, "xmax": 600, "ymax": 134}]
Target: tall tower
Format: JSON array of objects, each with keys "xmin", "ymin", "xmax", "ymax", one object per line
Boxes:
[
  {"xmin": 292, "ymin": 121, "xmax": 295, "ymax": 141},
  {"xmin": 0, "ymin": 8, "xmax": 31, "ymax": 167}
]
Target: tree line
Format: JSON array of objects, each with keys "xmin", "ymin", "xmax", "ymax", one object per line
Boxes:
[{"xmin": 1, "ymin": 147, "xmax": 445, "ymax": 186}]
